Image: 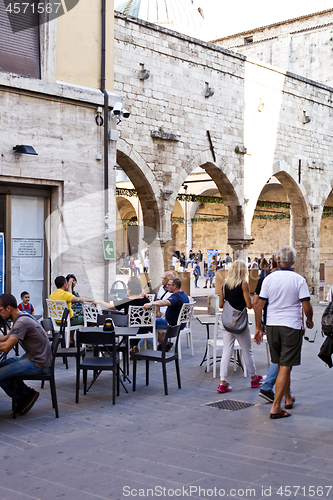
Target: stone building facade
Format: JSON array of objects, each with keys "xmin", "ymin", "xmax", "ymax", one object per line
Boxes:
[
  {"xmin": 0, "ymin": 1, "xmax": 119, "ymax": 313},
  {"xmin": 212, "ymin": 9, "xmax": 333, "ymax": 87},
  {"xmin": 114, "ymin": 11, "xmax": 333, "ymax": 299}
]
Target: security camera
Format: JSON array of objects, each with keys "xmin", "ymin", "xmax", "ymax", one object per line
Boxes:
[
  {"xmin": 121, "ymin": 109, "xmax": 130, "ymax": 118},
  {"xmin": 112, "ymin": 102, "xmax": 123, "ymax": 115}
]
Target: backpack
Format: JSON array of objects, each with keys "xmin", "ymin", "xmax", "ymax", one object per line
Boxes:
[{"xmin": 321, "ymin": 301, "xmax": 333, "ymax": 335}]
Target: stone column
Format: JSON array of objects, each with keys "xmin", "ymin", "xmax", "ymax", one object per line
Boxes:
[
  {"xmin": 185, "ymin": 218, "xmax": 192, "ymax": 259},
  {"xmin": 137, "ymin": 202, "xmax": 145, "ymax": 264},
  {"xmin": 227, "ymin": 238, "xmax": 254, "ymax": 263},
  {"xmin": 146, "ymin": 237, "xmax": 165, "ymax": 294},
  {"xmin": 293, "ymin": 208, "xmax": 321, "ymax": 303}
]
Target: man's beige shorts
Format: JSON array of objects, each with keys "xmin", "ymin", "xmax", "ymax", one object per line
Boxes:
[{"xmin": 266, "ymin": 325, "xmax": 304, "ymax": 366}]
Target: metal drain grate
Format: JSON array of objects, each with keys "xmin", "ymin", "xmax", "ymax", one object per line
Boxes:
[{"xmin": 205, "ymin": 399, "xmax": 255, "ymax": 411}]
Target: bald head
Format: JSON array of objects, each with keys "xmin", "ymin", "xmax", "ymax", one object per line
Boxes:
[{"xmin": 162, "ymin": 271, "xmax": 174, "ymax": 286}]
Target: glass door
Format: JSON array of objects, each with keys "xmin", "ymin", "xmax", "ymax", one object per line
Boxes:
[{"xmin": 11, "ymin": 195, "xmax": 45, "ymax": 316}]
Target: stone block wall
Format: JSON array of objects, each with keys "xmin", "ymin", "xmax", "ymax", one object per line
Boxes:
[
  {"xmin": 213, "ymin": 10, "xmax": 333, "ymax": 87},
  {"xmin": 0, "ymin": 73, "xmax": 118, "ymax": 299},
  {"xmin": 113, "ymin": 12, "xmax": 333, "ymax": 297}
]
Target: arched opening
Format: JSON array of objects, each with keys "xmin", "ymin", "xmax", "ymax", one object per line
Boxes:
[
  {"xmin": 250, "ymin": 170, "xmax": 310, "ymax": 280},
  {"xmin": 116, "ymin": 196, "xmax": 138, "ymax": 258},
  {"xmin": 115, "ymin": 142, "xmax": 163, "ymax": 288},
  {"xmin": 117, "ymin": 147, "xmax": 160, "ymax": 240},
  {"xmin": 167, "ymin": 153, "xmax": 247, "ymax": 268},
  {"xmin": 320, "ymin": 190, "xmax": 333, "ymax": 298},
  {"xmin": 250, "ymin": 177, "xmax": 290, "ymax": 260}
]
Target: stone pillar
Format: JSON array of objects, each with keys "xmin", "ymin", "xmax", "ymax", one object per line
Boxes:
[
  {"xmin": 185, "ymin": 218, "xmax": 192, "ymax": 259},
  {"xmin": 146, "ymin": 237, "xmax": 165, "ymax": 294},
  {"xmin": 293, "ymin": 208, "xmax": 321, "ymax": 303},
  {"xmin": 137, "ymin": 202, "xmax": 145, "ymax": 263},
  {"xmin": 228, "ymin": 238, "xmax": 254, "ymax": 263}
]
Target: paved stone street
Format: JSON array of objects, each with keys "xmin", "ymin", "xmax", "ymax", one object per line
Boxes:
[{"xmin": 0, "ymin": 303, "xmax": 332, "ymax": 500}]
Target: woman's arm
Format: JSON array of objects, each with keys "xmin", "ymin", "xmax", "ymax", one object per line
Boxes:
[
  {"xmin": 242, "ymin": 281, "xmax": 252, "ymax": 309},
  {"xmin": 96, "ymin": 300, "xmax": 116, "ymax": 310},
  {"xmin": 219, "ymin": 286, "xmax": 224, "ymax": 308}
]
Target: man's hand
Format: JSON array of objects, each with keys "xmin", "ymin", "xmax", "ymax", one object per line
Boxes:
[
  {"xmin": 302, "ymin": 300, "xmax": 313, "ymax": 330},
  {"xmin": 253, "ymin": 329, "xmax": 264, "ymax": 345},
  {"xmin": 306, "ymin": 318, "xmax": 314, "ymax": 329},
  {"xmin": 143, "ymin": 302, "xmax": 152, "ymax": 309}
]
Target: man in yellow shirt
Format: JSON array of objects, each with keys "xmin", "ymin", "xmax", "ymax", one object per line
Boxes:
[{"xmin": 49, "ymin": 276, "xmax": 95, "ymax": 346}]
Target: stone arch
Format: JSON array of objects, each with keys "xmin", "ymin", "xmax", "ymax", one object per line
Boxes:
[
  {"xmin": 117, "ymin": 139, "xmax": 161, "ymax": 244},
  {"xmin": 272, "ymin": 162, "xmax": 311, "ymax": 262},
  {"xmin": 116, "ymin": 196, "xmax": 137, "ymax": 221},
  {"xmin": 168, "ymin": 150, "xmax": 249, "ymax": 259},
  {"xmin": 251, "ymin": 160, "xmax": 315, "ymax": 291},
  {"xmin": 188, "ymin": 186, "xmax": 220, "ymax": 220},
  {"xmin": 319, "ymin": 181, "xmax": 333, "ymax": 271},
  {"xmin": 172, "ymin": 200, "xmax": 184, "ymax": 219},
  {"xmin": 116, "ymin": 196, "xmax": 138, "ymax": 257}
]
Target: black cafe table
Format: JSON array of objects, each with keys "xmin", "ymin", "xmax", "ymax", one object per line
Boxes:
[{"xmin": 80, "ymin": 325, "xmax": 138, "ymax": 387}]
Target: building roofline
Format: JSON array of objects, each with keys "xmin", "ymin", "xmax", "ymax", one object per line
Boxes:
[
  {"xmin": 210, "ymin": 8, "xmax": 333, "ymax": 43},
  {"xmin": 114, "ymin": 11, "xmax": 333, "ymax": 95}
]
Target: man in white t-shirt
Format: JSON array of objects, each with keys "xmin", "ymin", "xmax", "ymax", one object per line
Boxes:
[
  {"xmin": 254, "ymin": 246, "xmax": 313, "ymax": 420},
  {"xmin": 156, "ymin": 271, "xmax": 174, "ymax": 316}
]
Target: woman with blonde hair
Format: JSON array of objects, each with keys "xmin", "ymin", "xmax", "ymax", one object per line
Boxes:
[{"xmin": 217, "ymin": 260, "xmax": 262, "ymax": 393}]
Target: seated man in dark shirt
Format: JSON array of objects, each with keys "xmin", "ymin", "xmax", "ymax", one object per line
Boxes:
[
  {"xmin": 144, "ymin": 277, "xmax": 189, "ymax": 349},
  {"xmin": 0, "ymin": 293, "xmax": 52, "ymax": 415}
]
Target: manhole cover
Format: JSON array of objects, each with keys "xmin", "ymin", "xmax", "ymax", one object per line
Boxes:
[{"xmin": 205, "ymin": 399, "xmax": 255, "ymax": 411}]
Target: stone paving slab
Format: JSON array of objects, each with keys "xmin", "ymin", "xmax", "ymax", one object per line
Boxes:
[{"xmin": 0, "ymin": 303, "xmax": 332, "ymax": 500}]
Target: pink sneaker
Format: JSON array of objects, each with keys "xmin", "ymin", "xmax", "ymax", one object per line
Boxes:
[
  {"xmin": 217, "ymin": 383, "xmax": 232, "ymax": 393},
  {"xmin": 251, "ymin": 375, "xmax": 263, "ymax": 388}
]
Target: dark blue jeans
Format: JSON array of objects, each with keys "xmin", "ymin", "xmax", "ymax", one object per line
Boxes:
[{"xmin": 0, "ymin": 354, "xmax": 49, "ymax": 400}]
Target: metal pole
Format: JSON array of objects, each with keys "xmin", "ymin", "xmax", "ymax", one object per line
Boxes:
[{"xmin": 101, "ymin": 0, "xmax": 109, "ymax": 300}]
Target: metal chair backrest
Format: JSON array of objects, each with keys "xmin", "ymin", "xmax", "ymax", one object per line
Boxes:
[
  {"xmin": 97, "ymin": 312, "xmax": 129, "ymax": 327},
  {"xmin": 146, "ymin": 294, "xmax": 155, "ymax": 302},
  {"xmin": 41, "ymin": 318, "xmax": 55, "ymax": 340},
  {"xmin": 46, "ymin": 299, "xmax": 68, "ymax": 323},
  {"xmin": 50, "ymin": 333, "xmax": 62, "ymax": 371},
  {"xmin": 82, "ymin": 303, "xmax": 99, "ymax": 327},
  {"xmin": 59, "ymin": 308, "xmax": 70, "ymax": 337},
  {"xmin": 177, "ymin": 302, "xmax": 195, "ymax": 326},
  {"xmin": 128, "ymin": 305, "xmax": 156, "ymax": 328},
  {"xmin": 78, "ymin": 329, "xmax": 116, "ymax": 349},
  {"xmin": 162, "ymin": 324, "xmax": 182, "ymax": 356}
]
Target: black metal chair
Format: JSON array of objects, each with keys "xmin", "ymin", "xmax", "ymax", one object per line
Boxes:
[
  {"xmin": 0, "ymin": 317, "xmax": 8, "ymax": 362},
  {"xmin": 42, "ymin": 310, "xmax": 85, "ymax": 371},
  {"xmin": 12, "ymin": 333, "xmax": 61, "ymax": 419},
  {"xmin": 132, "ymin": 324, "xmax": 182, "ymax": 395},
  {"xmin": 76, "ymin": 329, "xmax": 120, "ymax": 405}
]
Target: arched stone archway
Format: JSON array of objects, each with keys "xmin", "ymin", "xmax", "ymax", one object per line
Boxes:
[
  {"xmin": 116, "ymin": 196, "xmax": 138, "ymax": 257},
  {"xmin": 116, "ymin": 196, "xmax": 137, "ymax": 221},
  {"xmin": 272, "ymin": 164, "xmax": 311, "ymax": 281},
  {"xmin": 168, "ymin": 150, "xmax": 251, "ymax": 261},
  {"xmin": 248, "ymin": 160, "xmax": 317, "ymax": 295},
  {"xmin": 116, "ymin": 140, "xmax": 166, "ymax": 289},
  {"xmin": 117, "ymin": 139, "xmax": 162, "ymax": 243}
]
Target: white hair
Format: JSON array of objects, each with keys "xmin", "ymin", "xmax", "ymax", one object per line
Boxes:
[{"xmin": 276, "ymin": 246, "xmax": 296, "ymax": 266}]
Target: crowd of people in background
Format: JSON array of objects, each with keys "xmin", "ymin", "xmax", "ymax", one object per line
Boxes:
[{"xmin": 115, "ymin": 246, "xmax": 278, "ymax": 287}]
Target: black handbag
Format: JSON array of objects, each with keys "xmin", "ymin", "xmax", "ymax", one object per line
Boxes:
[
  {"xmin": 321, "ymin": 301, "xmax": 333, "ymax": 335},
  {"xmin": 318, "ymin": 335, "xmax": 333, "ymax": 368}
]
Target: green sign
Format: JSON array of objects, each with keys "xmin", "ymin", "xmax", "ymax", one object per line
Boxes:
[{"xmin": 103, "ymin": 240, "xmax": 115, "ymax": 260}]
